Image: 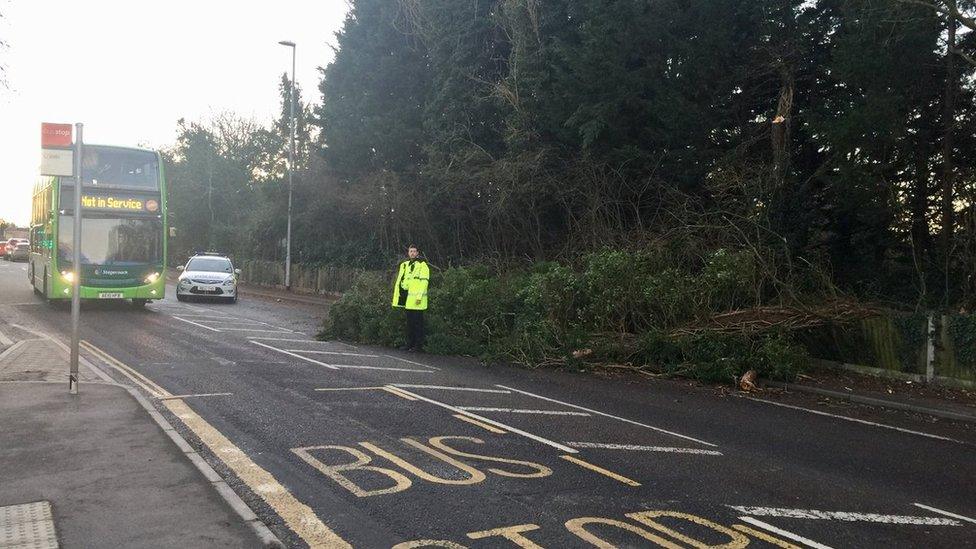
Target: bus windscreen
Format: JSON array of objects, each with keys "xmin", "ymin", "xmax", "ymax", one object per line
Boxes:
[
  {"xmin": 58, "ymin": 216, "xmax": 162, "ymax": 265},
  {"xmin": 82, "ymin": 148, "xmax": 159, "ymax": 189}
]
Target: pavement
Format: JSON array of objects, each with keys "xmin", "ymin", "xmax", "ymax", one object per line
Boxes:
[
  {"xmin": 238, "ymin": 284, "xmax": 336, "ymax": 306},
  {"xmin": 3, "ymin": 258, "xmax": 976, "ymax": 548},
  {"xmin": 767, "ymin": 379, "xmax": 976, "ymax": 424},
  {"xmin": 0, "ymin": 306, "xmax": 274, "ymax": 547}
]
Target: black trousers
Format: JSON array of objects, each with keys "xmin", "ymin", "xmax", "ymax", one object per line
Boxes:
[{"xmin": 405, "ymin": 309, "xmax": 425, "ymax": 350}]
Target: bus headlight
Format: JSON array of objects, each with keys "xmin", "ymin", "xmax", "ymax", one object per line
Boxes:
[
  {"xmin": 61, "ymin": 270, "xmax": 75, "ymax": 283},
  {"xmin": 144, "ymin": 272, "xmax": 160, "ymax": 284}
]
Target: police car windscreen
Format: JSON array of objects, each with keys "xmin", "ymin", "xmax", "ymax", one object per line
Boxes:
[{"xmin": 186, "ymin": 257, "xmax": 233, "ymax": 273}]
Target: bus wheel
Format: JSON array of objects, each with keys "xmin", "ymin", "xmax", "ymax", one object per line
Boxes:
[
  {"xmin": 131, "ymin": 299, "xmax": 148, "ymax": 308},
  {"xmin": 32, "ymin": 267, "xmax": 42, "ymax": 295}
]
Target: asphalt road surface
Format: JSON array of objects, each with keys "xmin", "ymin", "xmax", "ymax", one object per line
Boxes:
[{"xmin": 2, "ymin": 259, "xmax": 975, "ymax": 548}]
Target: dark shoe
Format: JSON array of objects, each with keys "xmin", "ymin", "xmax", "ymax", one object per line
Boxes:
[{"xmin": 399, "ymin": 345, "xmax": 412, "ymax": 351}]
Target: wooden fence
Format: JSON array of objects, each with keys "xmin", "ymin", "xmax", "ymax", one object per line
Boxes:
[
  {"xmin": 239, "ymin": 260, "xmax": 369, "ymax": 296},
  {"xmin": 799, "ymin": 313, "xmax": 976, "ymax": 386}
]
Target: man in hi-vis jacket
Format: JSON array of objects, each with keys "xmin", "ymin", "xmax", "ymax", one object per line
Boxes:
[{"xmin": 391, "ymin": 244, "xmax": 429, "ymax": 351}]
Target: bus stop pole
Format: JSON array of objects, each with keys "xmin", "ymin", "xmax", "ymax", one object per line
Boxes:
[{"xmin": 69, "ymin": 123, "xmax": 83, "ymax": 395}]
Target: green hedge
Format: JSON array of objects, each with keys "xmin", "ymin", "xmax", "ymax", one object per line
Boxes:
[{"xmin": 320, "ymin": 249, "xmax": 810, "ymax": 382}]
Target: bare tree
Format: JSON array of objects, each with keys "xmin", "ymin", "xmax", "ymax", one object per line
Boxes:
[{"xmin": 0, "ymin": 10, "xmax": 8, "ymax": 89}]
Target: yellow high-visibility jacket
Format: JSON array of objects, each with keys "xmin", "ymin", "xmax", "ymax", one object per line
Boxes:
[{"xmin": 391, "ymin": 259, "xmax": 429, "ymax": 311}]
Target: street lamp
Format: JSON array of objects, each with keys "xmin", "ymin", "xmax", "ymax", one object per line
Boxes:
[{"xmin": 278, "ymin": 40, "xmax": 296, "ymax": 291}]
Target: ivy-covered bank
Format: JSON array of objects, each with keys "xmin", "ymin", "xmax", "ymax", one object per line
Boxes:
[{"xmin": 320, "ymin": 249, "xmax": 812, "ymax": 383}]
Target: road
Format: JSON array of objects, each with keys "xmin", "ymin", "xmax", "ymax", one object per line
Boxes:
[{"xmin": 1, "ymin": 258, "xmax": 974, "ymax": 548}]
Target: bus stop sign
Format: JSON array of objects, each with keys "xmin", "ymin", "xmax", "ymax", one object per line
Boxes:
[
  {"xmin": 40, "ymin": 123, "xmax": 74, "ymax": 177},
  {"xmin": 41, "ymin": 123, "xmax": 73, "ymax": 147}
]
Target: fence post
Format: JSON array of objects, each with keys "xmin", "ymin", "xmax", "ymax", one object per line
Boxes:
[{"xmin": 926, "ymin": 313, "xmax": 936, "ymax": 383}]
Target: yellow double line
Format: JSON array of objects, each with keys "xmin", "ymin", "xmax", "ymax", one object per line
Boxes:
[
  {"xmin": 80, "ymin": 340, "xmax": 351, "ymax": 548},
  {"xmin": 80, "ymin": 340, "xmax": 171, "ymax": 398}
]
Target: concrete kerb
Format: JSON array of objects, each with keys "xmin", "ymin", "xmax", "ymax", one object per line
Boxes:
[
  {"xmin": 120, "ymin": 386, "xmax": 281, "ymax": 547},
  {"xmin": 767, "ymin": 381, "xmax": 976, "ymax": 424},
  {"xmin": 239, "ymin": 284, "xmax": 337, "ymax": 306},
  {"xmin": 166, "ymin": 267, "xmax": 335, "ymax": 307},
  {"xmin": 813, "ymin": 357, "xmax": 976, "ymax": 390},
  {"xmin": 12, "ymin": 326, "xmax": 285, "ymax": 548},
  {"xmin": 0, "ymin": 339, "xmax": 27, "ymax": 362}
]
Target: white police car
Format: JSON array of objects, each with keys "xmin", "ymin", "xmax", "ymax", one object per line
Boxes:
[{"xmin": 176, "ymin": 253, "xmax": 240, "ymax": 303}]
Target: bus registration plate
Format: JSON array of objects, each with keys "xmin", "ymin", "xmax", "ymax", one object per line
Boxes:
[{"xmin": 98, "ymin": 292, "xmax": 124, "ymax": 299}]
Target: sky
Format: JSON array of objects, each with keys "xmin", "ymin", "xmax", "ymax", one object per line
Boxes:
[{"xmin": 0, "ymin": 0, "xmax": 350, "ymax": 226}]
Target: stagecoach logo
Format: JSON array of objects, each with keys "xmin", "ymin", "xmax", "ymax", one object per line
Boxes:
[
  {"xmin": 145, "ymin": 199, "xmax": 159, "ymax": 212},
  {"xmin": 94, "ymin": 268, "xmax": 128, "ymax": 276}
]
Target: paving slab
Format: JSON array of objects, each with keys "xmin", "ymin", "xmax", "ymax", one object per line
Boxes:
[{"xmin": 0, "ymin": 383, "xmax": 262, "ymax": 548}]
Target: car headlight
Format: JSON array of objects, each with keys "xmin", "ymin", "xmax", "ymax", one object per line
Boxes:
[
  {"xmin": 223, "ymin": 278, "xmax": 235, "ymax": 286},
  {"xmin": 144, "ymin": 272, "xmax": 160, "ymax": 284},
  {"xmin": 61, "ymin": 270, "xmax": 75, "ymax": 283}
]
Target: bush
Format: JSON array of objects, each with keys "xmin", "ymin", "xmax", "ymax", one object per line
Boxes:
[
  {"xmin": 638, "ymin": 330, "xmax": 809, "ymax": 382},
  {"xmin": 321, "ymin": 266, "xmax": 512, "ymax": 357},
  {"xmin": 320, "ymin": 272, "xmax": 401, "ymax": 346},
  {"xmin": 424, "ymin": 267, "xmax": 507, "ymax": 356},
  {"xmin": 321, "ymin": 248, "xmax": 809, "ymax": 383},
  {"xmin": 756, "ymin": 333, "xmax": 810, "ymax": 381}
]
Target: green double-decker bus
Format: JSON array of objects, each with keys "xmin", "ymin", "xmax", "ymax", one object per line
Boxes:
[{"xmin": 29, "ymin": 145, "xmax": 168, "ymax": 306}]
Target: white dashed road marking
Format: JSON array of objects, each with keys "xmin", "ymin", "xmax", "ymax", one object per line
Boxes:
[
  {"xmin": 567, "ymin": 442, "xmax": 723, "ymax": 456},
  {"xmin": 314, "ymin": 386, "xmax": 388, "ymax": 392},
  {"xmin": 744, "ymin": 397, "xmax": 966, "ymax": 444},
  {"xmin": 158, "ymin": 392, "xmax": 234, "ymax": 401},
  {"xmin": 173, "ymin": 316, "xmax": 222, "ymax": 332},
  {"xmin": 170, "ymin": 314, "xmax": 247, "ymax": 320},
  {"xmin": 216, "ymin": 328, "xmax": 296, "ymax": 333},
  {"xmin": 250, "ymin": 340, "xmax": 340, "ymax": 370},
  {"xmin": 392, "ymin": 384, "xmax": 510, "ymax": 394},
  {"xmin": 729, "ymin": 506, "xmax": 960, "ymax": 526},
  {"xmin": 737, "ymin": 517, "xmax": 834, "ymax": 549},
  {"xmin": 381, "ymin": 355, "xmax": 439, "ymax": 370},
  {"xmin": 913, "ymin": 504, "xmax": 976, "ymax": 525},
  {"xmin": 247, "ymin": 337, "xmax": 315, "ymax": 343},
  {"xmin": 389, "ymin": 386, "xmax": 578, "ymax": 454},
  {"xmin": 286, "ymin": 350, "xmax": 382, "ymax": 358},
  {"xmin": 197, "ymin": 320, "xmax": 270, "ymax": 326},
  {"xmin": 458, "ymin": 407, "xmax": 591, "ymax": 417},
  {"xmin": 498, "ymin": 384, "xmax": 718, "ymax": 448},
  {"xmin": 333, "ymin": 364, "xmax": 433, "ymax": 374}
]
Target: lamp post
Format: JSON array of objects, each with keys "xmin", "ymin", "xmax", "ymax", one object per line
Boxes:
[{"xmin": 278, "ymin": 40, "xmax": 296, "ymax": 291}]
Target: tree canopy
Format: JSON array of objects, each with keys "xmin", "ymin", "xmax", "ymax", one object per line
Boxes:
[{"xmin": 166, "ymin": 0, "xmax": 976, "ymax": 309}]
